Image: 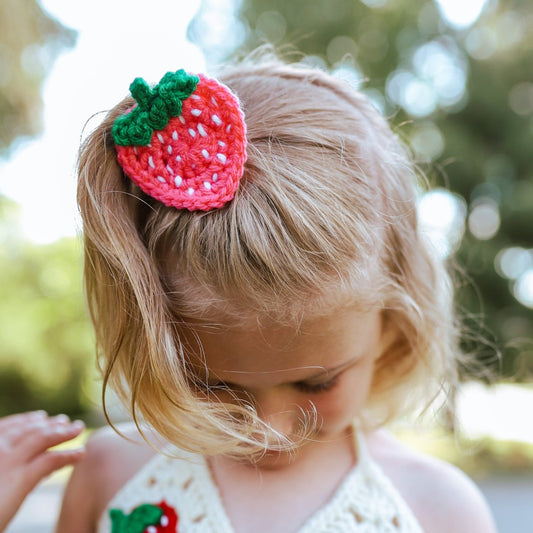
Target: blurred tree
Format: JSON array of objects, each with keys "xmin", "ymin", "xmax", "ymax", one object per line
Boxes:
[
  {"xmin": 0, "ymin": 197, "xmax": 95, "ymax": 417},
  {"xmin": 0, "ymin": 0, "xmax": 75, "ymax": 158},
  {"xmin": 0, "ymin": 2, "xmax": 88, "ymax": 417},
  {"xmin": 189, "ymin": 0, "xmax": 533, "ymax": 380}
]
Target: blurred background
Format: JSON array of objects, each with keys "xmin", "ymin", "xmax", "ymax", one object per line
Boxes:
[{"xmin": 1, "ymin": 0, "xmax": 532, "ymax": 531}]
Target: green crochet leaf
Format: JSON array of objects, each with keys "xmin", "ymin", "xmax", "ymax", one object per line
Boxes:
[
  {"xmin": 113, "ymin": 69, "xmax": 199, "ymax": 146},
  {"xmin": 109, "ymin": 504, "xmax": 164, "ymax": 533}
]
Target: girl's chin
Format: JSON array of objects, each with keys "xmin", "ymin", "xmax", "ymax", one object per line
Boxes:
[
  {"xmin": 244, "ymin": 447, "xmax": 304, "ymax": 469},
  {"xmin": 242, "ymin": 436, "xmax": 328, "ymax": 470},
  {"xmin": 231, "ymin": 428, "xmax": 351, "ymax": 469}
]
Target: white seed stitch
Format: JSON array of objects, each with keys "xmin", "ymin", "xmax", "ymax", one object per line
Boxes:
[
  {"xmin": 147, "ymin": 143, "xmax": 152, "ymax": 147},
  {"xmin": 188, "ymin": 128, "xmax": 196, "ymax": 137},
  {"xmin": 174, "ymin": 176, "xmax": 183, "ymax": 187},
  {"xmin": 167, "ymin": 145, "xmax": 172, "ymax": 154},
  {"xmin": 204, "ymin": 181, "xmax": 212, "ymax": 190},
  {"xmin": 157, "ymin": 133, "xmax": 164, "ymax": 143},
  {"xmin": 217, "ymin": 153, "xmax": 227, "ymax": 164},
  {"xmin": 179, "ymin": 116, "xmax": 186, "ymax": 124},
  {"xmin": 197, "ymin": 124, "xmax": 207, "ymax": 137},
  {"xmin": 201, "ymin": 149, "xmax": 209, "ymax": 159},
  {"xmin": 133, "ymin": 147, "xmax": 138, "ymax": 155},
  {"xmin": 218, "ymin": 140, "xmax": 226, "ymax": 147},
  {"xmin": 148, "ymin": 156, "xmax": 155, "ymax": 168},
  {"xmin": 160, "ymin": 516, "xmax": 169, "ymax": 527},
  {"xmin": 188, "ymin": 187, "xmax": 194, "ymax": 196},
  {"xmin": 211, "ymin": 96, "xmax": 218, "ymax": 106},
  {"xmin": 157, "ymin": 176, "xmax": 166, "ymax": 183},
  {"xmin": 176, "ymin": 155, "xmax": 182, "ymax": 162},
  {"xmin": 212, "ymin": 173, "xmax": 218, "ymax": 182},
  {"xmin": 191, "ymin": 94, "xmax": 200, "ymax": 100},
  {"xmin": 212, "ymin": 114, "xmax": 222, "ymax": 126},
  {"xmin": 226, "ymin": 124, "xmax": 231, "ymax": 133},
  {"xmin": 147, "ymin": 527, "xmax": 157, "ymax": 533},
  {"xmin": 172, "ymin": 130, "xmax": 178, "ymax": 140},
  {"xmin": 191, "ymin": 109, "xmax": 202, "ymax": 117},
  {"xmin": 166, "ymin": 164, "xmax": 174, "ymax": 175}
]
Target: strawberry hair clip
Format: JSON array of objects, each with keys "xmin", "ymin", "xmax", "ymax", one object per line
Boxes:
[{"xmin": 112, "ymin": 70, "xmax": 247, "ymax": 211}]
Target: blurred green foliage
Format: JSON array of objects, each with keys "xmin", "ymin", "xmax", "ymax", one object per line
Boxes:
[
  {"xmin": 0, "ymin": 0, "xmax": 76, "ymax": 158},
  {"xmin": 190, "ymin": 0, "xmax": 533, "ymax": 381},
  {"xmin": 0, "ymin": 198, "xmax": 95, "ymax": 417},
  {"xmin": 397, "ymin": 424, "xmax": 533, "ymax": 476},
  {"xmin": 0, "ymin": 1, "xmax": 89, "ymax": 417}
]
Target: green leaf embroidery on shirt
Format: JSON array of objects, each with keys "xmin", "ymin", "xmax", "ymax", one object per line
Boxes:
[{"xmin": 109, "ymin": 503, "xmax": 163, "ymax": 533}]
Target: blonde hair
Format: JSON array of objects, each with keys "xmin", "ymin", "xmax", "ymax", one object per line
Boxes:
[{"xmin": 78, "ymin": 54, "xmax": 458, "ymax": 456}]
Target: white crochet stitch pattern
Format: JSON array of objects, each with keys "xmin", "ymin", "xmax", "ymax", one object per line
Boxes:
[{"xmin": 98, "ymin": 432, "xmax": 423, "ymax": 533}]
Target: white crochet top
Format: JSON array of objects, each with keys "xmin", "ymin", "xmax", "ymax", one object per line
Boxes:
[{"xmin": 98, "ymin": 431, "xmax": 423, "ymax": 533}]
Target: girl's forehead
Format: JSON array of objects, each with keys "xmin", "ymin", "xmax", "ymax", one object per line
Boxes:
[{"xmin": 188, "ymin": 307, "xmax": 383, "ymax": 378}]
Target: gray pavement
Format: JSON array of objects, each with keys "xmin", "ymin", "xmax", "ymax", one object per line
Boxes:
[
  {"xmin": 5, "ymin": 474, "xmax": 532, "ymax": 532},
  {"xmin": 5, "ymin": 480, "xmax": 64, "ymax": 533},
  {"xmin": 477, "ymin": 475, "xmax": 533, "ymax": 533}
]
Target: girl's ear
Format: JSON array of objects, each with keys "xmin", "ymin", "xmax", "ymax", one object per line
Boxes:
[{"xmin": 374, "ymin": 311, "xmax": 401, "ymax": 362}]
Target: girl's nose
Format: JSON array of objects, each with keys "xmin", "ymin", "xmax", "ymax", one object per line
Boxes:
[{"xmin": 253, "ymin": 389, "xmax": 297, "ymax": 436}]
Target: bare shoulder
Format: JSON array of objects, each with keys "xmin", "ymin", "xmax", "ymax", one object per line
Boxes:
[
  {"xmin": 364, "ymin": 429, "xmax": 497, "ymax": 533},
  {"xmin": 56, "ymin": 422, "xmax": 157, "ymax": 533}
]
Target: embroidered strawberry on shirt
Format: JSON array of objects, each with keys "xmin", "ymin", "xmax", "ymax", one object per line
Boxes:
[
  {"xmin": 109, "ymin": 500, "xmax": 178, "ymax": 533},
  {"xmin": 112, "ymin": 69, "xmax": 247, "ymax": 211}
]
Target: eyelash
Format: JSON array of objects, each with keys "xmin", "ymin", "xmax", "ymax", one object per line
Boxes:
[
  {"xmin": 206, "ymin": 381, "xmax": 234, "ymax": 392},
  {"xmin": 206, "ymin": 375, "xmax": 340, "ymax": 395},
  {"xmin": 293, "ymin": 375, "xmax": 340, "ymax": 394}
]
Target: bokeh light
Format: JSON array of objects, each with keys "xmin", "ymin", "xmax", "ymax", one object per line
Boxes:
[
  {"xmin": 495, "ymin": 247, "xmax": 533, "ymax": 281},
  {"xmin": 514, "ymin": 270, "xmax": 533, "ymax": 309},
  {"xmin": 465, "ymin": 26, "xmax": 497, "ymax": 60},
  {"xmin": 508, "ymin": 82, "xmax": 533, "ymax": 116},
  {"xmin": 413, "ymin": 39, "xmax": 467, "ymax": 107},
  {"xmin": 418, "ymin": 188, "xmax": 467, "ymax": 257},
  {"xmin": 409, "ymin": 121, "xmax": 445, "ymax": 161},
  {"xmin": 435, "ymin": 0, "xmax": 490, "ymax": 29},
  {"xmin": 386, "ymin": 38, "xmax": 467, "ymax": 117},
  {"xmin": 187, "ymin": 0, "xmax": 246, "ymax": 67},
  {"xmin": 327, "ymin": 35, "xmax": 359, "ymax": 65},
  {"xmin": 360, "ymin": 0, "xmax": 388, "ymax": 8},
  {"xmin": 255, "ymin": 10, "xmax": 287, "ymax": 44},
  {"xmin": 386, "ymin": 70, "xmax": 437, "ymax": 117},
  {"xmin": 468, "ymin": 197, "xmax": 500, "ymax": 240}
]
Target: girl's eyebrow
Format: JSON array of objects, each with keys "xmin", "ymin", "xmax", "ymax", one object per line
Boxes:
[
  {"xmin": 304, "ymin": 356, "xmax": 361, "ymax": 381},
  {"xmin": 218, "ymin": 354, "xmax": 362, "ymax": 380}
]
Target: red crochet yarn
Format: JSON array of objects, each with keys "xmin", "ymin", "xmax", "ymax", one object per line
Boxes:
[
  {"xmin": 115, "ymin": 74, "xmax": 247, "ymax": 211},
  {"xmin": 152, "ymin": 501, "xmax": 178, "ymax": 532}
]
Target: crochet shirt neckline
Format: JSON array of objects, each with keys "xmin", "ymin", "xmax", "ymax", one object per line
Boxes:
[{"xmin": 99, "ymin": 426, "xmax": 424, "ymax": 532}]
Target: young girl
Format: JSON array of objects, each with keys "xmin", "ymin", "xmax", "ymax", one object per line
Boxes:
[{"xmin": 57, "ymin": 55, "xmax": 496, "ymax": 533}]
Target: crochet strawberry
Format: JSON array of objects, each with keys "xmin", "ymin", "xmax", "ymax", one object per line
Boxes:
[
  {"xmin": 109, "ymin": 500, "xmax": 178, "ymax": 533},
  {"xmin": 113, "ymin": 69, "xmax": 247, "ymax": 211}
]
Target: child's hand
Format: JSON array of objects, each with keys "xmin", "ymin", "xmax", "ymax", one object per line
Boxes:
[{"xmin": 0, "ymin": 411, "xmax": 85, "ymax": 532}]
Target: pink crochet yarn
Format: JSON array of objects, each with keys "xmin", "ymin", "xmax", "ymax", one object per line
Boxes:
[{"xmin": 115, "ymin": 74, "xmax": 247, "ymax": 211}]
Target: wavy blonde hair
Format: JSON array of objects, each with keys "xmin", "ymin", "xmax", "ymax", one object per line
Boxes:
[{"xmin": 78, "ymin": 54, "xmax": 458, "ymax": 456}]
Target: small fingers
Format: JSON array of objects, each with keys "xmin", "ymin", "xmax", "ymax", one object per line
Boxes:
[
  {"xmin": 18, "ymin": 417, "xmax": 85, "ymax": 459},
  {"xmin": 0, "ymin": 412, "xmax": 51, "ymax": 456},
  {"xmin": 0, "ymin": 410, "xmax": 47, "ymax": 433},
  {"xmin": 24, "ymin": 447, "xmax": 86, "ymax": 490}
]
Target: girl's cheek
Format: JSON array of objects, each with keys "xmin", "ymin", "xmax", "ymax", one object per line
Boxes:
[
  {"xmin": 311, "ymin": 376, "xmax": 373, "ymax": 423},
  {"xmin": 309, "ymin": 388, "xmax": 355, "ymax": 419}
]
